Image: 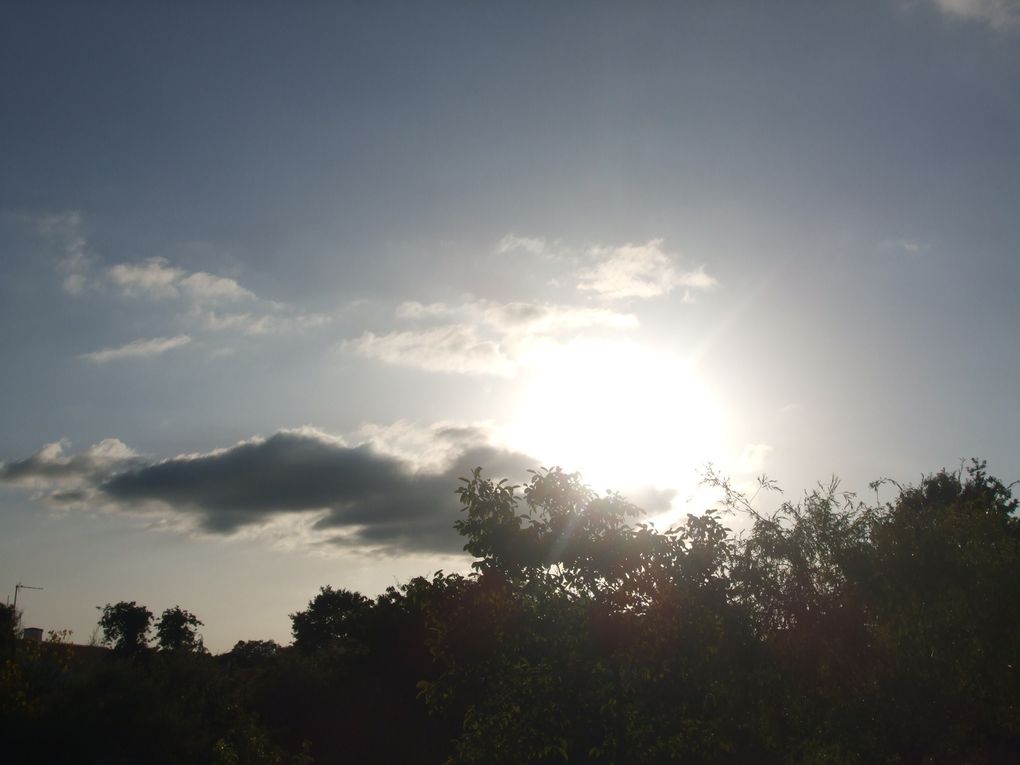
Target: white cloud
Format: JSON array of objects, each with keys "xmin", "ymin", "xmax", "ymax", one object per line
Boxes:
[
  {"xmin": 198, "ymin": 311, "xmax": 275, "ymax": 334},
  {"xmin": 352, "ymin": 298, "xmax": 638, "ymax": 377},
  {"xmin": 346, "ymin": 325, "xmax": 515, "ymax": 377},
  {"xmin": 495, "ymin": 234, "xmax": 548, "ymax": 256},
  {"xmin": 108, "ymin": 257, "xmax": 185, "ymax": 299},
  {"xmin": 107, "ymin": 258, "xmax": 256, "ymax": 303},
  {"xmin": 0, "ymin": 437, "xmax": 140, "ymax": 494},
  {"xmin": 395, "ymin": 301, "xmax": 457, "ymax": 320},
  {"xmin": 22, "ymin": 210, "xmax": 94, "ymax": 295},
  {"xmin": 196, "ymin": 308, "xmax": 330, "ymax": 335},
  {"xmin": 180, "ymin": 271, "xmax": 255, "ymax": 302},
  {"xmin": 105, "ymin": 255, "xmax": 330, "ymax": 339},
  {"xmin": 62, "ymin": 272, "xmax": 87, "ymax": 295},
  {"xmin": 351, "ymin": 235, "xmax": 713, "ymax": 378},
  {"xmin": 481, "ymin": 301, "xmax": 638, "ymax": 334},
  {"xmin": 353, "ymin": 420, "xmax": 495, "ymax": 472},
  {"xmin": 577, "ymin": 239, "xmax": 717, "ymax": 300},
  {"xmin": 928, "ymin": 0, "xmax": 1020, "ymax": 28},
  {"xmin": 878, "ymin": 238, "xmax": 930, "ymax": 255},
  {"xmin": 397, "ymin": 299, "xmax": 637, "ymax": 333},
  {"xmin": 80, "ymin": 335, "xmax": 192, "ymax": 363}
]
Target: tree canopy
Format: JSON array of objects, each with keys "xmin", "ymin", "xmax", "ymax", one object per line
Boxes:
[
  {"xmin": 4, "ymin": 459, "xmax": 1018, "ymax": 764},
  {"xmin": 96, "ymin": 601, "xmax": 153, "ymax": 656},
  {"xmin": 155, "ymin": 606, "xmax": 205, "ymax": 653}
]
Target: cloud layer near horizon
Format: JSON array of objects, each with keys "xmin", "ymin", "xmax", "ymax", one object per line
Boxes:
[
  {"xmin": 0, "ymin": 427, "xmax": 535, "ymax": 554},
  {"xmin": 1, "ymin": 425, "xmax": 679, "ymax": 554}
]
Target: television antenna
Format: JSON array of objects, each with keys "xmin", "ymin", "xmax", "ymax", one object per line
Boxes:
[{"xmin": 12, "ymin": 582, "xmax": 43, "ymax": 611}]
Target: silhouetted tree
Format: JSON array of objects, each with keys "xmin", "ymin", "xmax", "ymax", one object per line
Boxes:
[
  {"xmin": 290, "ymin": 586, "xmax": 371, "ymax": 652},
  {"xmin": 0, "ymin": 603, "xmax": 18, "ymax": 658},
  {"xmin": 155, "ymin": 605, "xmax": 205, "ymax": 653},
  {"xmin": 5, "ymin": 459, "xmax": 1016, "ymax": 765},
  {"xmin": 419, "ymin": 461, "xmax": 1020, "ymax": 764},
  {"xmin": 224, "ymin": 639, "xmax": 281, "ymax": 668},
  {"xmin": 97, "ymin": 601, "xmax": 153, "ymax": 655}
]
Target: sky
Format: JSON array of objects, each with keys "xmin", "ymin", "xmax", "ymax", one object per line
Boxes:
[{"xmin": 2, "ymin": 0, "xmax": 1019, "ymax": 651}]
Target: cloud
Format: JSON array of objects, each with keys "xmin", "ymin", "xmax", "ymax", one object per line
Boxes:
[
  {"xmin": 103, "ymin": 254, "xmax": 329, "ymax": 340},
  {"xmin": 108, "ymin": 257, "xmax": 186, "ymax": 299},
  {"xmin": 79, "ymin": 335, "xmax": 192, "ymax": 363},
  {"xmin": 195, "ymin": 309, "xmax": 330, "ymax": 336},
  {"xmin": 396, "ymin": 300, "xmax": 638, "ymax": 335},
  {"xmin": 91, "ymin": 263, "xmax": 330, "ymax": 362},
  {"xmin": 62, "ymin": 271, "xmax": 88, "ymax": 296},
  {"xmin": 353, "ymin": 420, "xmax": 495, "ymax": 472},
  {"xmin": 346, "ymin": 325, "xmax": 516, "ymax": 376},
  {"xmin": 107, "ymin": 257, "xmax": 255, "ymax": 303},
  {"xmin": 2, "ymin": 426, "xmax": 686, "ymax": 554},
  {"xmin": 1, "ymin": 428, "xmax": 537, "ymax": 554},
  {"xmin": 0, "ymin": 438, "xmax": 140, "ymax": 489},
  {"xmin": 577, "ymin": 239, "xmax": 717, "ymax": 300},
  {"xmin": 481, "ymin": 301, "xmax": 638, "ymax": 334},
  {"xmin": 927, "ymin": 0, "xmax": 1020, "ymax": 29},
  {"xmin": 355, "ymin": 299, "xmax": 638, "ymax": 376},
  {"xmin": 395, "ymin": 301, "xmax": 458, "ymax": 320},
  {"xmin": 495, "ymin": 234, "xmax": 548, "ymax": 256},
  {"xmin": 17, "ymin": 209, "xmax": 94, "ymax": 295},
  {"xmin": 180, "ymin": 271, "xmax": 255, "ymax": 302},
  {"xmin": 878, "ymin": 238, "xmax": 930, "ymax": 256}
]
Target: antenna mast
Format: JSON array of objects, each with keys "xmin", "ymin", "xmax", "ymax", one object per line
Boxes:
[{"xmin": 12, "ymin": 582, "xmax": 43, "ymax": 611}]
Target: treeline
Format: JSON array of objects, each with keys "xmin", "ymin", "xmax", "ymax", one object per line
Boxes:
[{"xmin": 2, "ymin": 460, "xmax": 1019, "ymax": 763}]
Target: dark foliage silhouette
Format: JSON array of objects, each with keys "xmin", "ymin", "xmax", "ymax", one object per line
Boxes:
[
  {"xmin": 290, "ymin": 586, "xmax": 371, "ymax": 653},
  {"xmin": 156, "ymin": 606, "xmax": 206, "ymax": 653},
  {"xmin": 3, "ymin": 460, "xmax": 1017, "ymax": 763},
  {"xmin": 97, "ymin": 600, "xmax": 153, "ymax": 656}
]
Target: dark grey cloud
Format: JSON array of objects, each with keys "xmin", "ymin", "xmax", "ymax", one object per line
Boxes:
[
  {"xmin": 2, "ymin": 427, "xmax": 673, "ymax": 554},
  {"xmin": 100, "ymin": 429, "xmax": 536, "ymax": 553}
]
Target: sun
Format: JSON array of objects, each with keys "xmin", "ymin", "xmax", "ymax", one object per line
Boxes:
[{"xmin": 503, "ymin": 338, "xmax": 728, "ymax": 497}]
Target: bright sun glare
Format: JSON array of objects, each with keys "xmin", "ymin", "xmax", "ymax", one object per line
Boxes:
[{"xmin": 504, "ymin": 339, "xmax": 728, "ymax": 500}]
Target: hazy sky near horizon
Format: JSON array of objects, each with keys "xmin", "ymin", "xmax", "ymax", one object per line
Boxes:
[{"xmin": 2, "ymin": 0, "xmax": 1019, "ymax": 651}]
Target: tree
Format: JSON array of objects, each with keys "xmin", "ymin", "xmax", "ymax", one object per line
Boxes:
[
  {"xmin": 155, "ymin": 606, "xmax": 205, "ymax": 653},
  {"xmin": 96, "ymin": 601, "xmax": 153, "ymax": 655},
  {"xmin": 0, "ymin": 603, "xmax": 19, "ymax": 657},
  {"xmin": 290, "ymin": 586, "xmax": 371, "ymax": 652}
]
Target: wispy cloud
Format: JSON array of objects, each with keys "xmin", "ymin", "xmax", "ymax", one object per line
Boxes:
[
  {"xmin": 80, "ymin": 335, "xmax": 192, "ymax": 363},
  {"xmin": 346, "ymin": 325, "xmax": 516, "ymax": 377},
  {"xmin": 396, "ymin": 299, "xmax": 638, "ymax": 334},
  {"xmin": 494, "ymin": 234, "xmax": 718, "ymax": 302},
  {"xmin": 108, "ymin": 257, "xmax": 184, "ymax": 298},
  {"xmin": 926, "ymin": 0, "xmax": 1020, "ymax": 29},
  {"xmin": 352, "ymin": 299, "xmax": 639, "ymax": 377},
  {"xmin": 194, "ymin": 308, "xmax": 331, "ymax": 336},
  {"xmin": 104, "ymin": 255, "xmax": 330, "ymax": 341},
  {"xmin": 481, "ymin": 301, "xmax": 639, "ymax": 334},
  {"xmin": 878, "ymin": 238, "xmax": 930, "ymax": 256},
  {"xmin": 0, "ymin": 437, "xmax": 141, "ymax": 490},
  {"xmin": 19, "ymin": 209, "xmax": 94, "ymax": 295},
  {"xmin": 14, "ymin": 210, "xmax": 330, "ymax": 356},
  {"xmin": 577, "ymin": 239, "xmax": 717, "ymax": 301},
  {"xmin": 180, "ymin": 271, "xmax": 255, "ymax": 302},
  {"xmin": 108, "ymin": 257, "xmax": 253, "ymax": 302},
  {"xmin": 495, "ymin": 233, "xmax": 549, "ymax": 256}
]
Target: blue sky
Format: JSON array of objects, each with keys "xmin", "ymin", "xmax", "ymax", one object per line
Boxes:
[{"xmin": 2, "ymin": 0, "xmax": 1019, "ymax": 650}]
